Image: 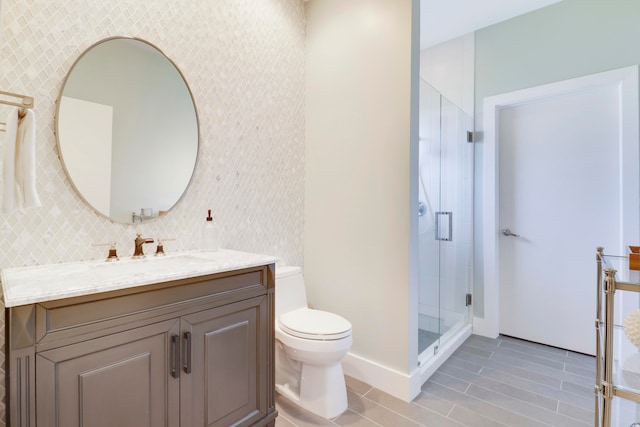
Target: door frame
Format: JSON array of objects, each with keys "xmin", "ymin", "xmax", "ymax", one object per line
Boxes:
[{"xmin": 475, "ymin": 66, "xmax": 639, "ymax": 338}]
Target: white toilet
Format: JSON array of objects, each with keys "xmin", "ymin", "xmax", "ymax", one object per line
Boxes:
[{"xmin": 275, "ymin": 266, "xmax": 353, "ymax": 419}]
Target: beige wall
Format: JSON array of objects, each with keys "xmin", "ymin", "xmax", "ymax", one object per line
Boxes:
[
  {"xmin": 304, "ymin": 0, "xmax": 419, "ymax": 399},
  {"xmin": 0, "ymin": 1, "xmax": 305, "ymax": 424}
]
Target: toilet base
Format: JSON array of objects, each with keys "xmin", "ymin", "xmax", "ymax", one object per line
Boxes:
[{"xmin": 276, "ymin": 361, "xmax": 348, "ymax": 419}]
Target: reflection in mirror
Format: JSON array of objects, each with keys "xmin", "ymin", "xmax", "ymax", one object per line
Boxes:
[{"xmin": 56, "ymin": 37, "xmax": 199, "ymax": 223}]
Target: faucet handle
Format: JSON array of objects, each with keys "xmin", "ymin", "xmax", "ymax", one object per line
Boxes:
[
  {"xmin": 92, "ymin": 241, "xmax": 119, "ymax": 262},
  {"xmin": 155, "ymin": 238, "xmax": 176, "ymax": 256}
]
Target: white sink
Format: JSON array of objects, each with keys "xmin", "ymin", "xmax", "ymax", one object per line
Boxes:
[{"xmin": 88, "ymin": 252, "xmax": 215, "ymax": 273}]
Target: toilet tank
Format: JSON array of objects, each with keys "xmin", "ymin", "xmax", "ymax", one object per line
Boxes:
[{"xmin": 275, "ymin": 266, "xmax": 308, "ymax": 317}]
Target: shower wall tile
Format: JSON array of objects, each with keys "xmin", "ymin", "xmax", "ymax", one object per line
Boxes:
[{"xmin": 0, "ymin": 1, "xmax": 306, "ymax": 425}]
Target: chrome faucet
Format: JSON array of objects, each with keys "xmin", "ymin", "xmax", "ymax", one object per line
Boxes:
[{"xmin": 133, "ymin": 233, "xmax": 154, "ymax": 258}]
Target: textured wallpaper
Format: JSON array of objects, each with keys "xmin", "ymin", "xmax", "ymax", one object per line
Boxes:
[{"xmin": 0, "ymin": 0, "xmax": 306, "ymax": 423}]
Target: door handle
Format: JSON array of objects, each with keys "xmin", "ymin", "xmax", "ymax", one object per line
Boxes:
[
  {"xmin": 183, "ymin": 331, "xmax": 192, "ymax": 374},
  {"xmin": 435, "ymin": 212, "xmax": 453, "ymax": 241},
  {"xmin": 501, "ymin": 228, "xmax": 520, "ymax": 237}
]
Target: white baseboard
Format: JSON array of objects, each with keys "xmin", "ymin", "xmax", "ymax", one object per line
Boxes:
[
  {"xmin": 342, "ymin": 352, "xmax": 422, "ymax": 402},
  {"xmin": 472, "ymin": 315, "xmax": 499, "ymax": 339},
  {"xmin": 342, "ymin": 324, "xmax": 472, "ymax": 403}
]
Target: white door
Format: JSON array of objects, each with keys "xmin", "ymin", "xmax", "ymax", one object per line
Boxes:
[
  {"xmin": 498, "ymin": 85, "xmax": 623, "ymax": 355},
  {"xmin": 479, "ymin": 66, "xmax": 639, "ymax": 356}
]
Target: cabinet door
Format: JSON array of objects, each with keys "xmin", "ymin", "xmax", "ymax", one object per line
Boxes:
[
  {"xmin": 180, "ymin": 296, "xmax": 267, "ymax": 427},
  {"xmin": 36, "ymin": 318, "xmax": 180, "ymax": 427}
]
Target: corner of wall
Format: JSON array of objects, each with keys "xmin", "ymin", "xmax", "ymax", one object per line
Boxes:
[{"xmin": 304, "ymin": 0, "xmax": 414, "ymax": 377}]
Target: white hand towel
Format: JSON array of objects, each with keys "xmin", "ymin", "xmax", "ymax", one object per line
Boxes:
[
  {"xmin": 3, "ymin": 107, "xmax": 19, "ymax": 213},
  {"xmin": 3, "ymin": 108, "xmax": 41, "ymax": 213}
]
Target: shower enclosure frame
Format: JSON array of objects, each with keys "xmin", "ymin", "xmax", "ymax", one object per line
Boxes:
[{"xmin": 416, "ymin": 79, "xmax": 474, "ymax": 381}]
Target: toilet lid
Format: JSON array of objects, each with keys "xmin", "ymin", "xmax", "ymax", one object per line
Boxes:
[{"xmin": 279, "ymin": 308, "xmax": 352, "ymax": 340}]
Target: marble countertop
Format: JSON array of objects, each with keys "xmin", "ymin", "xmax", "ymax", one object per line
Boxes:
[{"xmin": 1, "ymin": 249, "xmax": 278, "ymax": 308}]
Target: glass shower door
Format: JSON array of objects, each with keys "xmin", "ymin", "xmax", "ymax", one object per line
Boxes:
[{"xmin": 417, "ymin": 80, "xmax": 473, "ymax": 359}]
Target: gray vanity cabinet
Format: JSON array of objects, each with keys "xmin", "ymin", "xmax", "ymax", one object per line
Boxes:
[
  {"xmin": 36, "ymin": 319, "xmax": 181, "ymax": 427},
  {"xmin": 180, "ymin": 296, "xmax": 267, "ymax": 426},
  {"xmin": 6, "ymin": 264, "xmax": 277, "ymax": 427}
]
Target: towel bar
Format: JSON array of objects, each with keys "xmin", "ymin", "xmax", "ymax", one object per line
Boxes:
[{"xmin": 0, "ymin": 90, "xmax": 34, "ymax": 109}]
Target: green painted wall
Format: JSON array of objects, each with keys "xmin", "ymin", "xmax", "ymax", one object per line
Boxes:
[{"xmin": 476, "ymin": 0, "xmax": 640, "ymax": 107}]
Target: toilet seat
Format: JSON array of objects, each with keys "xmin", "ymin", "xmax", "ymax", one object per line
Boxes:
[{"xmin": 279, "ymin": 308, "xmax": 351, "ymax": 340}]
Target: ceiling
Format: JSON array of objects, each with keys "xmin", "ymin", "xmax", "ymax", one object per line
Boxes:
[{"xmin": 421, "ymin": 0, "xmax": 563, "ymax": 48}]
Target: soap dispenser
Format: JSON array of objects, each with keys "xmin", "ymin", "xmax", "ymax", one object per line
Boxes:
[{"xmin": 201, "ymin": 209, "xmax": 219, "ymax": 251}]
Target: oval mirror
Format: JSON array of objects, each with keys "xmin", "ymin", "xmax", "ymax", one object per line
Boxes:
[{"xmin": 55, "ymin": 37, "xmax": 199, "ymax": 223}]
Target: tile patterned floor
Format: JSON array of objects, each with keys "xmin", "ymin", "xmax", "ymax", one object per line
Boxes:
[{"xmin": 275, "ymin": 334, "xmax": 595, "ymax": 427}]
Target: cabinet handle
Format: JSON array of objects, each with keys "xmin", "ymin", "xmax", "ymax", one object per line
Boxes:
[
  {"xmin": 183, "ymin": 331, "xmax": 192, "ymax": 374},
  {"xmin": 170, "ymin": 334, "xmax": 180, "ymax": 378}
]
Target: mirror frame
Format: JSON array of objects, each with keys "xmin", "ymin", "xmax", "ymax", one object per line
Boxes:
[{"xmin": 55, "ymin": 36, "xmax": 200, "ymax": 223}]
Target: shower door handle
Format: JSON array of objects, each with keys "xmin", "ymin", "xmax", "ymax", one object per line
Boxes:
[{"xmin": 435, "ymin": 212, "xmax": 452, "ymax": 241}]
